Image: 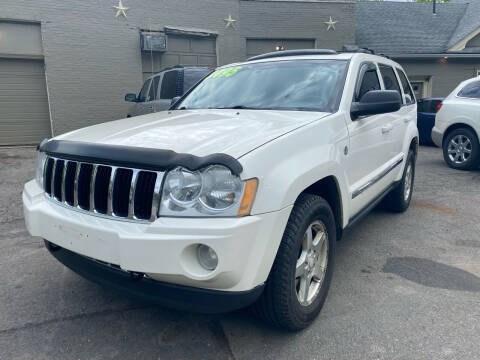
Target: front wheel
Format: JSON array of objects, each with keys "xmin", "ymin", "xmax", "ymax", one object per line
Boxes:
[
  {"xmin": 252, "ymin": 194, "xmax": 336, "ymax": 331},
  {"xmin": 442, "ymin": 128, "xmax": 480, "ymax": 171}
]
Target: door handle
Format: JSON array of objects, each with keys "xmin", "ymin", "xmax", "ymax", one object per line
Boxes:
[{"xmin": 382, "ymin": 124, "xmax": 393, "ymax": 134}]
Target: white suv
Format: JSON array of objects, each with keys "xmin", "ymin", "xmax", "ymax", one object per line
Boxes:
[
  {"xmin": 23, "ymin": 50, "xmax": 418, "ymax": 330},
  {"xmin": 432, "ymin": 77, "xmax": 480, "ymax": 170}
]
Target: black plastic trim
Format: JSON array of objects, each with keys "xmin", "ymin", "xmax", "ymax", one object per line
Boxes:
[
  {"xmin": 352, "ymin": 156, "xmax": 403, "ymax": 199},
  {"xmin": 344, "ymin": 181, "xmax": 399, "ymax": 233},
  {"xmin": 45, "ymin": 241, "xmax": 264, "ymax": 314},
  {"xmin": 39, "ymin": 140, "xmax": 243, "ymax": 175}
]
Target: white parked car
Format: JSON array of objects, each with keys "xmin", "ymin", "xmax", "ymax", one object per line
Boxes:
[
  {"xmin": 432, "ymin": 77, "xmax": 480, "ymax": 170},
  {"xmin": 23, "ymin": 49, "xmax": 418, "ymax": 330}
]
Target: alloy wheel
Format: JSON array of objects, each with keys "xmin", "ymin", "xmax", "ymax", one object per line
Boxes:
[
  {"xmin": 404, "ymin": 162, "xmax": 413, "ymax": 202},
  {"xmin": 448, "ymin": 134, "xmax": 472, "ymax": 164},
  {"xmin": 295, "ymin": 220, "xmax": 329, "ymax": 306}
]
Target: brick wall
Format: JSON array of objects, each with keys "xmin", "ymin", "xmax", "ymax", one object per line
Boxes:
[{"xmin": 0, "ymin": 0, "xmax": 354, "ymax": 135}]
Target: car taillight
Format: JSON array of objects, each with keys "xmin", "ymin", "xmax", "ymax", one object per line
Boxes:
[{"xmin": 436, "ymin": 103, "xmax": 443, "ymax": 113}]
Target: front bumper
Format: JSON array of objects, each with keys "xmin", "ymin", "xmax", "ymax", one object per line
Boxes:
[
  {"xmin": 23, "ymin": 180, "xmax": 292, "ymax": 293},
  {"xmin": 45, "ymin": 240, "xmax": 264, "ymax": 313}
]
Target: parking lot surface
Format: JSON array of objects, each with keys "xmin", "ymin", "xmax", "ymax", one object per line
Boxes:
[{"xmin": 1, "ymin": 146, "xmax": 479, "ymax": 360}]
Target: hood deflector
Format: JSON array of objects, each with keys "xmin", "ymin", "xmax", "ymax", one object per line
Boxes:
[{"xmin": 39, "ymin": 140, "xmax": 243, "ymax": 175}]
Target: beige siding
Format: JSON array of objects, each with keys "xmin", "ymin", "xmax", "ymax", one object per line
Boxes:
[
  {"xmin": 397, "ymin": 58, "xmax": 480, "ymax": 98},
  {"xmin": 0, "ymin": 59, "xmax": 51, "ymax": 145},
  {"xmin": 466, "ymin": 33, "xmax": 480, "ymax": 48}
]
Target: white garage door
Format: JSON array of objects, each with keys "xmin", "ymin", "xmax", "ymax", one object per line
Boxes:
[{"xmin": 0, "ymin": 58, "xmax": 51, "ymax": 145}]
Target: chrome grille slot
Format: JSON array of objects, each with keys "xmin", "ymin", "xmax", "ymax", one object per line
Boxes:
[
  {"xmin": 42, "ymin": 156, "xmax": 164, "ymax": 222},
  {"xmin": 112, "ymin": 168, "xmax": 133, "ymax": 217},
  {"xmin": 77, "ymin": 164, "xmax": 93, "ymax": 210},
  {"xmin": 134, "ymin": 171, "xmax": 158, "ymax": 220},
  {"xmin": 44, "ymin": 158, "xmax": 55, "ymax": 196},
  {"xmin": 93, "ymin": 166, "xmax": 112, "ymax": 214},
  {"xmin": 64, "ymin": 162, "xmax": 77, "ymax": 206},
  {"xmin": 53, "ymin": 160, "xmax": 65, "ymax": 201}
]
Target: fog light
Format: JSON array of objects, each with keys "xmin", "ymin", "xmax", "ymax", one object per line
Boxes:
[{"xmin": 197, "ymin": 245, "xmax": 218, "ymax": 271}]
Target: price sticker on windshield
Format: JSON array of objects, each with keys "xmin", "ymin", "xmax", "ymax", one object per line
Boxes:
[{"xmin": 209, "ymin": 66, "xmax": 243, "ymax": 79}]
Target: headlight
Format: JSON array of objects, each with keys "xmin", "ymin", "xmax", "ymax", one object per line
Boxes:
[
  {"xmin": 166, "ymin": 167, "xmax": 202, "ymax": 206},
  {"xmin": 199, "ymin": 165, "xmax": 243, "ymax": 211},
  {"xmin": 35, "ymin": 151, "xmax": 47, "ymax": 187},
  {"xmin": 159, "ymin": 165, "xmax": 258, "ymax": 217}
]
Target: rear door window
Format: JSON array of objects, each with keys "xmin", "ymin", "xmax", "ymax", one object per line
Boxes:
[
  {"xmin": 356, "ymin": 63, "xmax": 381, "ymax": 101},
  {"xmin": 458, "ymin": 81, "xmax": 480, "ymax": 99},
  {"xmin": 160, "ymin": 70, "xmax": 179, "ymax": 99},
  {"xmin": 378, "ymin": 65, "xmax": 402, "ymax": 99},
  {"xmin": 396, "ymin": 69, "xmax": 415, "ymax": 104}
]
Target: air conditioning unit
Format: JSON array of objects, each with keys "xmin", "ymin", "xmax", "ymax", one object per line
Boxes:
[{"xmin": 141, "ymin": 32, "xmax": 167, "ymax": 52}]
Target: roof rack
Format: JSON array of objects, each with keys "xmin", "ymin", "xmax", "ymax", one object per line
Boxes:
[
  {"xmin": 247, "ymin": 49, "xmax": 337, "ymax": 61},
  {"xmin": 161, "ymin": 64, "xmax": 185, "ymax": 72},
  {"xmin": 340, "ymin": 45, "xmax": 391, "ymax": 59},
  {"xmin": 341, "ymin": 45, "xmax": 375, "ymax": 54}
]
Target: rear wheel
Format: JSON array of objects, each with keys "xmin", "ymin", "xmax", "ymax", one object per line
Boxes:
[
  {"xmin": 253, "ymin": 194, "xmax": 336, "ymax": 331},
  {"xmin": 442, "ymin": 128, "xmax": 480, "ymax": 170},
  {"xmin": 384, "ymin": 149, "xmax": 415, "ymax": 213}
]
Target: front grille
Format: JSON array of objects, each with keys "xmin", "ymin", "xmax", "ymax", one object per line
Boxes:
[{"xmin": 43, "ymin": 156, "xmax": 163, "ymax": 222}]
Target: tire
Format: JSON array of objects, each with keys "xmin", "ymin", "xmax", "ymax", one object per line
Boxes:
[
  {"xmin": 252, "ymin": 194, "xmax": 336, "ymax": 331},
  {"xmin": 442, "ymin": 128, "xmax": 480, "ymax": 171},
  {"xmin": 384, "ymin": 149, "xmax": 416, "ymax": 213}
]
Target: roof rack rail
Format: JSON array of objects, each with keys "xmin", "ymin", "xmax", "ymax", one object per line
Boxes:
[
  {"xmin": 162, "ymin": 64, "xmax": 185, "ymax": 72},
  {"xmin": 340, "ymin": 45, "xmax": 391, "ymax": 59},
  {"xmin": 341, "ymin": 45, "xmax": 375, "ymax": 54},
  {"xmin": 248, "ymin": 49, "xmax": 337, "ymax": 61}
]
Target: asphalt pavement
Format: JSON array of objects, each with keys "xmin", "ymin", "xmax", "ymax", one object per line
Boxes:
[{"xmin": 0, "ymin": 145, "xmax": 479, "ymax": 360}]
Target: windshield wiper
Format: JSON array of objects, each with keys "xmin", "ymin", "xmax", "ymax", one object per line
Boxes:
[{"xmin": 210, "ymin": 105, "xmax": 259, "ymax": 110}]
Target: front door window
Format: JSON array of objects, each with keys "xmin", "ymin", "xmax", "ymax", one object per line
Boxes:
[{"xmin": 138, "ymin": 79, "xmax": 152, "ymax": 102}]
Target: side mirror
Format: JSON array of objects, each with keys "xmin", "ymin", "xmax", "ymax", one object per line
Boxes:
[
  {"xmin": 170, "ymin": 96, "xmax": 181, "ymax": 106},
  {"xmin": 125, "ymin": 93, "xmax": 138, "ymax": 102},
  {"xmin": 351, "ymin": 90, "xmax": 401, "ymax": 120}
]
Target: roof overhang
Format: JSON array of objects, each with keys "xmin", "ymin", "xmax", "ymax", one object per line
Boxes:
[
  {"xmin": 448, "ymin": 25, "xmax": 480, "ymax": 52},
  {"xmin": 164, "ymin": 26, "xmax": 218, "ymax": 38}
]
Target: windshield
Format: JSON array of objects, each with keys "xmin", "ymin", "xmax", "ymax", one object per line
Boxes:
[{"xmin": 175, "ymin": 60, "xmax": 348, "ymax": 112}]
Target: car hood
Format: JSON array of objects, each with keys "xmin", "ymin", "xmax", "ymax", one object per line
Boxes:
[{"xmin": 55, "ymin": 109, "xmax": 330, "ymax": 159}]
